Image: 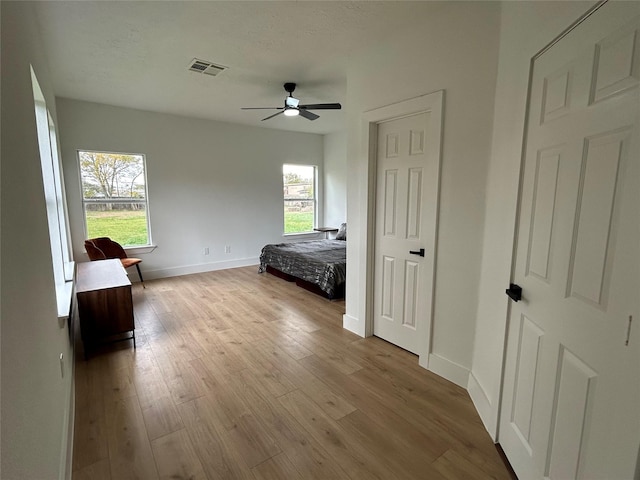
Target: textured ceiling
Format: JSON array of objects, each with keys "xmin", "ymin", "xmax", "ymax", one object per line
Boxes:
[{"xmin": 33, "ymin": 1, "xmax": 438, "ymax": 135}]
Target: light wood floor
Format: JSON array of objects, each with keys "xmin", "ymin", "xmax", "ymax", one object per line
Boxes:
[{"xmin": 72, "ymin": 266, "xmax": 514, "ymax": 480}]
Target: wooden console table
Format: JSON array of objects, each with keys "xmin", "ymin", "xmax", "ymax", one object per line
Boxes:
[{"xmin": 76, "ymin": 259, "xmax": 135, "ymax": 355}]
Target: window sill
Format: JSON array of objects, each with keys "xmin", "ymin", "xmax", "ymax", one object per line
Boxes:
[
  {"xmin": 83, "ymin": 245, "xmax": 157, "ymax": 258},
  {"xmin": 124, "ymin": 244, "xmax": 157, "ymax": 255},
  {"xmin": 282, "ymin": 232, "xmax": 322, "ymax": 238},
  {"xmin": 56, "ymin": 278, "xmax": 74, "ymax": 321}
]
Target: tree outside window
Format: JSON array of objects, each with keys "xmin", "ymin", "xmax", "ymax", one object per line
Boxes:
[{"xmin": 79, "ymin": 151, "xmax": 150, "ymax": 246}]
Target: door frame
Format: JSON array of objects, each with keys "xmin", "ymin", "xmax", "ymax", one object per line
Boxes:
[{"xmin": 361, "ymin": 90, "xmax": 444, "ymax": 368}]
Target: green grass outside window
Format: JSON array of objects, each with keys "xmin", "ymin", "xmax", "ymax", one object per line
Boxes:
[
  {"xmin": 86, "ymin": 210, "xmax": 148, "ymax": 246},
  {"xmin": 284, "ymin": 212, "xmax": 314, "ymax": 234},
  {"xmin": 88, "ymin": 210, "xmax": 314, "ymax": 244}
]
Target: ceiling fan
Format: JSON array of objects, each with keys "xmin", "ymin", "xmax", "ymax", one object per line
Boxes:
[{"xmin": 241, "ymin": 83, "xmax": 341, "ymax": 121}]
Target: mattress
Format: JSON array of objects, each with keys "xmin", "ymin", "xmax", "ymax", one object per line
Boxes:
[{"xmin": 259, "ymin": 239, "xmax": 346, "ymax": 298}]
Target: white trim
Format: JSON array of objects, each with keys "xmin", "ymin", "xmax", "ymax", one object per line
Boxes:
[
  {"xmin": 124, "ymin": 244, "xmax": 157, "ymax": 255},
  {"xmin": 82, "ymin": 245, "xmax": 157, "ymax": 259},
  {"xmin": 283, "ymin": 163, "xmax": 318, "ymax": 235},
  {"xmin": 361, "ymin": 90, "xmax": 444, "ymax": 365},
  {"xmin": 63, "ymin": 261, "xmax": 74, "ymax": 282},
  {"xmin": 282, "ymin": 232, "xmax": 324, "ymax": 239},
  {"xmin": 427, "ymin": 353, "xmax": 470, "ymax": 388},
  {"xmin": 77, "ymin": 149, "xmax": 153, "ymax": 246},
  {"xmin": 60, "ymin": 361, "xmax": 75, "ymax": 480},
  {"xmin": 142, "ymin": 257, "xmax": 260, "ymax": 281},
  {"xmin": 342, "ymin": 313, "xmax": 362, "ymax": 336},
  {"xmin": 468, "ymin": 371, "xmax": 498, "ymax": 440},
  {"xmin": 55, "ymin": 276, "xmax": 74, "ymax": 321}
]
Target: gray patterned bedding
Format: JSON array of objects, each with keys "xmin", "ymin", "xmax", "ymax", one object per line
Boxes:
[{"xmin": 259, "ymin": 239, "xmax": 346, "ymax": 299}]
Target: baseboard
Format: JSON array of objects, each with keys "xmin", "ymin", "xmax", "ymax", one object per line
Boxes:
[
  {"xmin": 343, "ymin": 313, "xmax": 364, "ymax": 337},
  {"xmin": 62, "ymin": 378, "xmax": 75, "ymax": 480},
  {"xmin": 142, "ymin": 257, "xmax": 260, "ymax": 280},
  {"xmin": 468, "ymin": 371, "xmax": 498, "ymax": 441},
  {"xmin": 59, "ymin": 302, "xmax": 78, "ymax": 480},
  {"xmin": 59, "ymin": 355, "xmax": 75, "ymax": 480},
  {"xmin": 427, "ymin": 353, "xmax": 470, "ymax": 389}
]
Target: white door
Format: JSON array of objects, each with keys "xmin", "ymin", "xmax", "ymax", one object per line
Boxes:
[
  {"xmin": 499, "ymin": 3, "xmax": 640, "ymax": 480},
  {"xmin": 373, "ymin": 112, "xmax": 432, "ymax": 355}
]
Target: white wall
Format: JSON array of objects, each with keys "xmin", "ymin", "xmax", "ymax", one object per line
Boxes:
[
  {"xmin": 1, "ymin": 2, "xmax": 75, "ymax": 478},
  {"xmin": 323, "ymin": 131, "xmax": 347, "ymax": 228},
  {"xmin": 343, "ymin": 1, "xmax": 500, "ymax": 384},
  {"xmin": 469, "ymin": 0, "xmax": 597, "ymax": 439},
  {"xmin": 56, "ymin": 99, "xmax": 325, "ymax": 280}
]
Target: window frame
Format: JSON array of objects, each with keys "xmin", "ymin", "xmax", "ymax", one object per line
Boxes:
[
  {"xmin": 282, "ymin": 163, "xmax": 318, "ymax": 235},
  {"xmin": 78, "ymin": 149, "xmax": 152, "ymax": 247},
  {"xmin": 48, "ymin": 114, "xmax": 74, "ymax": 281},
  {"xmin": 31, "ymin": 66, "xmax": 74, "ymax": 319}
]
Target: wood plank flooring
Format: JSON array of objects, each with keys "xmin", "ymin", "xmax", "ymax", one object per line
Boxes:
[{"xmin": 72, "ymin": 266, "xmax": 514, "ymax": 480}]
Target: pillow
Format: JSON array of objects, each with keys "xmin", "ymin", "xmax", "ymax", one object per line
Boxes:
[{"xmin": 335, "ymin": 223, "xmax": 347, "ymax": 240}]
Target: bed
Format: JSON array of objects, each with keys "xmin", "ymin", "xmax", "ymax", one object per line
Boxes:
[{"xmin": 259, "ymin": 235, "xmax": 346, "ymax": 300}]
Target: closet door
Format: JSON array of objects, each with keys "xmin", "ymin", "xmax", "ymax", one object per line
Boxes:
[{"xmin": 499, "ymin": 3, "xmax": 640, "ymax": 479}]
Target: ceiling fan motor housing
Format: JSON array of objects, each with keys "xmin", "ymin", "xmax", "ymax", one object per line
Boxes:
[{"xmin": 285, "ymin": 96, "xmax": 299, "ymax": 107}]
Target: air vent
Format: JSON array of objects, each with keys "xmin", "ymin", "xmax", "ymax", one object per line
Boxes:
[{"xmin": 188, "ymin": 58, "xmax": 227, "ymax": 77}]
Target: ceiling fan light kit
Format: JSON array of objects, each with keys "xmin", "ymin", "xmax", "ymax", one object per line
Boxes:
[{"xmin": 241, "ymin": 82, "xmax": 341, "ymax": 121}]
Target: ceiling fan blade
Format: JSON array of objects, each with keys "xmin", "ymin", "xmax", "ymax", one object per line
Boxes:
[
  {"xmin": 241, "ymin": 107, "xmax": 283, "ymax": 110},
  {"xmin": 298, "ymin": 109, "xmax": 319, "ymax": 121},
  {"xmin": 299, "ymin": 103, "xmax": 342, "ymax": 110},
  {"xmin": 261, "ymin": 111, "xmax": 285, "ymax": 121}
]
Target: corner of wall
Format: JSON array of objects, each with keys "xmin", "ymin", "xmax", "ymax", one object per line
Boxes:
[
  {"xmin": 468, "ymin": 370, "xmax": 498, "ymax": 440},
  {"xmin": 425, "ymin": 353, "xmax": 470, "ymax": 389},
  {"xmin": 342, "ymin": 313, "xmax": 364, "ymax": 337}
]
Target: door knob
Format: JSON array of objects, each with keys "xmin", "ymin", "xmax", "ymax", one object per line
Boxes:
[
  {"xmin": 409, "ymin": 248, "xmax": 425, "ymax": 257},
  {"xmin": 506, "ymin": 283, "xmax": 522, "ymax": 302}
]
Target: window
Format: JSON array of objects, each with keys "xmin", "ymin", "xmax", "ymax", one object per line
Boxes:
[
  {"xmin": 283, "ymin": 164, "xmax": 316, "ymax": 234},
  {"xmin": 31, "ymin": 66, "xmax": 74, "ymax": 317},
  {"xmin": 78, "ymin": 150, "xmax": 151, "ymax": 246}
]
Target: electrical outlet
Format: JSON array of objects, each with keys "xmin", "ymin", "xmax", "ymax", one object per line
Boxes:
[
  {"xmin": 203, "ymin": 247, "xmax": 210, "ymax": 255},
  {"xmin": 225, "ymin": 245, "xmax": 231, "ymax": 254}
]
